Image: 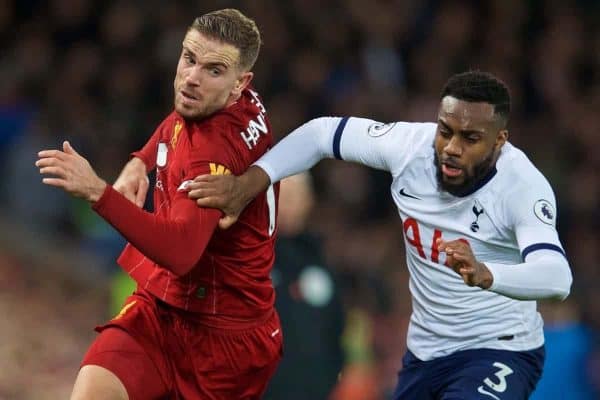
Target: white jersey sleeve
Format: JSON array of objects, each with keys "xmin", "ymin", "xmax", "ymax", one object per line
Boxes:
[
  {"xmin": 254, "ymin": 117, "xmax": 433, "ymax": 183},
  {"xmin": 253, "ymin": 117, "xmax": 337, "ymax": 183},
  {"xmin": 332, "ymin": 117, "xmax": 429, "ymax": 172},
  {"xmin": 486, "ymin": 150, "xmax": 572, "ymax": 300},
  {"xmin": 486, "ymin": 250, "xmax": 571, "ymax": 300}
]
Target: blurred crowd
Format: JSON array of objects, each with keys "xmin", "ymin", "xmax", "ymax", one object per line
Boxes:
[{"xmin": 1, "ymin": 0, "xmax": 598, "ymax": 398}]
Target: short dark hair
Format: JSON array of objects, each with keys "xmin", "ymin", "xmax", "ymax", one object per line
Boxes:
[
  {"xmin": 190, "ymin": 9, "xmax": 261, "ymax": 71},
  {"xmin": 441, "ymin": 71, "xmax": 510, "ymax": 125}
]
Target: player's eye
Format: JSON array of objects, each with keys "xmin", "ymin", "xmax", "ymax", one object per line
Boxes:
[
  {"xmin": 183, "ymin": 53, "xmax": 195, "ymax": 64},
  {"xmin": 439, "ymin": 129, "xmax": 452, "ymax": 138}
]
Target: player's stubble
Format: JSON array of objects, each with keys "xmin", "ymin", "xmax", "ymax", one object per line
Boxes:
[{"xmin": 433, "ymin": 144, "xmax": 497, "ymax": 197}]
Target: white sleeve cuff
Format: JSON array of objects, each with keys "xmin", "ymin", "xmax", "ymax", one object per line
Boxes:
[
  {"xmin": 486, "ymin": 250, "xmax": 572, "ymax": 301},
  {"xmin": 253, "ymin": 159, "xmax": 278, "ymax": 184}
]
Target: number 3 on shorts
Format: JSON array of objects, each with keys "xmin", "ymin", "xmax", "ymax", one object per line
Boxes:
[{"xmin": 477, "ymin": 362, "xmax": 514, "ymax": 400}]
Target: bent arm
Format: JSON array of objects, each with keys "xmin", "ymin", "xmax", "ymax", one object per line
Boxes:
[
  {"xmin": 189, "ymin": 116, "xmax": 423, "ymax": 220},
  {"xmin": 93, "ymin": 185, "xmax": 220, "ymax": 276},
  {"xmin": 486, "ymin": 249, "xmax": 572, "ymax": 300},
  {"xmin": 221, "ymin": 117, "xmax": 342, "ymax": 212},
  {"xmin": 254, "ymin": 117, "xmax": 339, "ymax": 183}
]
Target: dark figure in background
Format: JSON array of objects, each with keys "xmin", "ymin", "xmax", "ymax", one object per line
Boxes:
[{"xmin": 264, "ymin": 173, "xmax": 345, "ymax": 400}]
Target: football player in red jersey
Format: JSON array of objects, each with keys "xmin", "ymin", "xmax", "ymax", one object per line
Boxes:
[{"xmin": 36, "ymin": 9, "xmax": 281, "ymax": 400}]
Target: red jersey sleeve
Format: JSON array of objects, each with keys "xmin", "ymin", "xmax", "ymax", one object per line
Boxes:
[
  {"xmin": 92, "ymin": 185, "xmax": 220, "ymax": 276},
  {"xmin": 177, "ymin": 118, "xmax": 240, "ymax": 185}
]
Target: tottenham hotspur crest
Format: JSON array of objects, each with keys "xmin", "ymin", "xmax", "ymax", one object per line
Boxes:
[{"xmin": 470, "ymin": 203, "xmax": 484, "ymax": 232}]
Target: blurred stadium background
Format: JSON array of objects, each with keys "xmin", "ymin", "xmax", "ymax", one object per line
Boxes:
[{"xmin": 1, "ymin": 0, "xmax": 598, "ymax": 399}]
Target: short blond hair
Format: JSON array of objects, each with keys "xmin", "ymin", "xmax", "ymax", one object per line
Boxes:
[{"xmin": 189, "ymin": 9, "xmax": 261, "ymax": 71}]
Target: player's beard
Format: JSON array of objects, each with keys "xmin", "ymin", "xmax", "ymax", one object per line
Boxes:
[
  {"xmin": 174, "ymin": 91, "xmax": 207, "ymax": 120},
  {"xmin": 434, "ymin": 146, "xmax": 497, "ymax": 197}
]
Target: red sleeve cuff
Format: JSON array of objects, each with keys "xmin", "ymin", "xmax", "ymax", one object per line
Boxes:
[{"xmin": 92, "ymin": 184, "xmax": 115, "ymax": 213}]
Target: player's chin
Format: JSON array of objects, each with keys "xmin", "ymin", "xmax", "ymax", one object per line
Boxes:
[
  {"xmin": 175, "ymin": 103, "xmax": 204, "ymax": 120},
  {"xmin": 440, "ymin": 177, "xmax": 467, "ymax": 194}
]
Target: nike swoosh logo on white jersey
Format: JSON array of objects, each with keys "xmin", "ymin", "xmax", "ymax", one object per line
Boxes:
[
  {"xmin": 399, "ymin": 188, "xmax": 421, "ymax": 200},
  {"xmin": 477, "ymin": 385, "xmax": 501, "ymax": 400}
]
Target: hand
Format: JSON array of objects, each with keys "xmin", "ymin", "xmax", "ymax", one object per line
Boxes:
[
  {"xmin": 113, "ymin": 157, "xmax": 149, "ymax": 207},
  {"xmin": 436, "ymin": 238, "xmax": 493, "ymax": 289},
  {"xmin": 36, "ymin": 141, "xmax": 107, "ymax": 202},
  {"xmin": 187, "ymin": 174, "xmax": 243, "ymax": 229}
]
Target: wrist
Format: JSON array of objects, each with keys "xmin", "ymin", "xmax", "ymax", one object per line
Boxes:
[
  {"xmin": 478, "ymin": 262, "xmax": 494, "ymax": 289},
  {"xmin": 89, "ymin": 179, "xmax": 108, "ymax": 203},
  {"xmin": 129, "ymin": 156, "xmax": 148, "ymax": 173},
  {"xmin": 240, "ymin": 165, "xmax": 271, "ymax": 202}
]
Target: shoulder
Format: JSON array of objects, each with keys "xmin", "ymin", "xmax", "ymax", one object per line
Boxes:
[
  {"xmin": 188, "ymin": 89, "xmax": 272, "ymax": 172},
  {"xmin": 342, "ymin": 118, "xmax": 436, "ymax": 153},
  {"xmin": 346, "ymin": 118, "xmax": 436, "ymax": 138},
  {"xmin": 188, "ymin": 92, "xmax": 261, "ymax": 138},
  {"xmin": 492, "ymin": 142, "xmax": 558, "ymax": 225},
  {"xmin": 382, "ymin": 121, "xmax": 436, "ymax": 161},
  {"xmin": 496, "ymin": 142, "xmax": 554, "ymax": 194},
  {"xmin": 337, "ymin": 118, "xmax": 436, "ymax": 172},
  {"xmin": 406, "ymin": 122, "xmax": 437, "ymax": 151},
  {"xmin": 221, "ymin": 87, "xmax": 267, "ymax": 126}
]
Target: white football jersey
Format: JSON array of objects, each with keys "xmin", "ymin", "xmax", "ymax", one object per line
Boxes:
[
  {"xmin": 328, "ymin": 116, "xmax": 568, "ymax": 360},
  {"xmin": 255, "ymin": 116, "xmax": 570, "ymax": 362}
]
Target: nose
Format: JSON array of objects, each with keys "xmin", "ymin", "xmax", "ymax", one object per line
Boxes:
[
  {"xmin": 444, "ymin": 135, "xmax": 462, "ymax": 157},
  {"xmin": 184, "ymin": 67, "xmax": 202, "ymax": 87}
]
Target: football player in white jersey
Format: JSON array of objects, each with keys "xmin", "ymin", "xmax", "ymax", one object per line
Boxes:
[{"xmin": 186, "ymin": 71, "xmax": 572, "ymax": 399}]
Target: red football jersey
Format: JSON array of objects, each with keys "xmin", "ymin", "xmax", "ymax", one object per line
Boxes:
[{"xmin": 94, "ymin": 88, "xmax": 279, "ymax": 323}]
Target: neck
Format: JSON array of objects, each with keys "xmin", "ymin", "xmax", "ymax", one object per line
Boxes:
[{"xmin": 225, "ymin": 91, "xmax": 243, "ymax": 108}]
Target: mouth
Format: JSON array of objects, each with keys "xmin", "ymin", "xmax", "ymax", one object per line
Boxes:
[
  {"xmin": 441, "ymin": 161, "xmax": 463, "ymax": 178},
  {"xmin": 180, "ymin": 89, "xmax": 199, "ymax": 101}
]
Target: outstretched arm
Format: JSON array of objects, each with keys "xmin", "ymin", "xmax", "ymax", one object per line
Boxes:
[{"xmin": 36, "ymin": 141, "xmax": 220, "ymax": 275}]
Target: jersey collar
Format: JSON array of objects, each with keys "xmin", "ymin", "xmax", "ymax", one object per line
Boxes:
[{"xmin": 453, "ymin": 166, "xmax": 498, "ymax": 197}]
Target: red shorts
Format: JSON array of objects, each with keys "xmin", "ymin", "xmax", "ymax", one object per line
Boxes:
[{"xmin": 82, "ymin": 290, "xmax": 282, "ymax": 400}]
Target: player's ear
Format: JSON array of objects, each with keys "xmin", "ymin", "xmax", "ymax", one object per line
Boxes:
[
  {"xmin": 495, "ymin": 129, "xmax": 508, "ymax": 150},
  {"xmin": 233, "ymin": 71, "xmax": 253, "ymax": 97}
]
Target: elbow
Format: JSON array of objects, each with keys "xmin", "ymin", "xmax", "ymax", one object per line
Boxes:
[
  {"xmin": 552, "ymin": 267, "xmax": 573, "ymax": 301},
  {"xmin": 168, "ymin": 255, "xmax": 199, "ymax": 277},
  {"xmin": 165, "ymin": 225, "xmax": 211, "ymax": 277}
]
